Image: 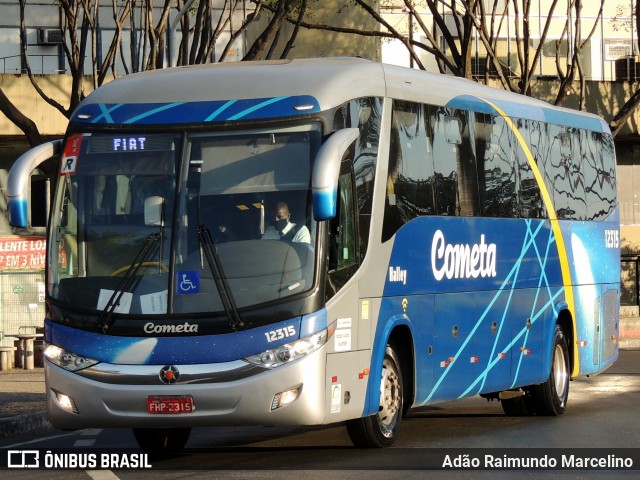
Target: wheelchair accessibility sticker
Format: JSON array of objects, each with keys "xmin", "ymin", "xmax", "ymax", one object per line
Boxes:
[{"xmin": 177, "ymin": 271, "xmax": 200, "ymax": 294}]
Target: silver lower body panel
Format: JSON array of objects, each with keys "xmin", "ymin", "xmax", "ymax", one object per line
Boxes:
[{"xmin": 45, "ymin": 348, "xmax": 327, "ymax": 430}]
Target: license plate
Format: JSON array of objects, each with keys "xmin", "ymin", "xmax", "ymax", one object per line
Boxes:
[{"xmin": 146, "ymin": 396, "xmax": 194, "ymax": 414}]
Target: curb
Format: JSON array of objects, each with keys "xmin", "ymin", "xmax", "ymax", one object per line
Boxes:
[
  {"xmin": 620, "ymin": 317, "xmax": 640, "ymax": 343},
  {"xmin": 620, "ymin": 339, "xmax": 640, "ymax": 349},
  {"xmin": 0, "ymin": 411, "xmax": 53, "ymax": 439}
]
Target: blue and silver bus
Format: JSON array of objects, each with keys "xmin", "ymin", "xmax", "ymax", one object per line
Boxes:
[{"xmin": 8, "ymin": 58, "xmax": 620, "ymax": 450}]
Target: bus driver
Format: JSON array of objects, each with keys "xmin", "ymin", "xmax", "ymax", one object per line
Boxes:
[{"xmin": 261, "ymin": 201, "xmax": 311, "ymax": 244}]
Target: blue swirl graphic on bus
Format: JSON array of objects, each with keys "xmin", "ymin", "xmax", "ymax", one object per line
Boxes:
[
  {"xmin": 373, "ymin": 215, "xmax": 618, "ymax": 406},
  {"xmin": 71, "ymin": 96, "xmax": 321, "ymax": 125}
]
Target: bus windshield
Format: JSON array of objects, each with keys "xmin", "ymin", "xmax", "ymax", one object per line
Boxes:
[{"xmin": 48, "ymin": 126, "xmax": 320, "ymax": 317}]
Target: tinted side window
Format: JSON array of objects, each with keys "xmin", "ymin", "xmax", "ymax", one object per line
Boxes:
[
  {"xmin": 352, "ymin": 98, "xmax": 382, "ymax": 259},
  {"xmin": 568, "ymin": 127, "xmax": 588, "ymax": 220},
  {"xmin": 381, "ymin": 101, "xmax": 612, "ymax": 228},
  {"xmin": 477, "ymin": 113, "xmax": 518, "ymax": 217},
  {"xmin": 516, "ymin": 119, "xmax": 546, "ymax": 219},
  {"xmin": 329, "ymin": 171, "xmax": 357, "ymax": 270},
  {"xmin": 456, "ymin": 110, "xmax": 481, "ymax": 217},
  {"xmin": 431, "ymin": 108, "xmax": 480, "ymax": 216},
  {"xmin": 383, "ymin": 101, "xmax": 436, "ymax": 241},
  {"xmin": 584, "ymin": 132, "xmax": 617, "ymax": 220},
  {"xmin": 538, "ymin": 124, "xmax": 587, "ymax": 220},
  {"xmin": 335, "ymin": 97, "xmax": 383, "ymax": 258},
  {"xmin": 432, "ymin": 108, "xmax": 459, "ymax": 216}
]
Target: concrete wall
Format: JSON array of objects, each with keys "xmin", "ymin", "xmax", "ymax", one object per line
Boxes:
[{"xmin": 0, "ymin": 74, "xmax": 74, "ymax": 137}]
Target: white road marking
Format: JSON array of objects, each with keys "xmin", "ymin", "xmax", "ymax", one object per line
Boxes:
[{"xmin": 3, "ymin": 431, "xmax": 78, "ymax": 449}]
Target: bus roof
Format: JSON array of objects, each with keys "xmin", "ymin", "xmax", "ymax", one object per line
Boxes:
[{"xmin": 72, "ymin": 57, "xmax": 609, "ymax": 133}]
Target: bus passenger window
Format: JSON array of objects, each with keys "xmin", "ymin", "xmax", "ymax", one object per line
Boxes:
[
  {"xmin": 454, "ymin": 111, "xmax": 480, "ymax": 217},
  {"xmin": 433, "ymin": 110, "xmax": 460, "ymax": 216},
  {"xmin": 542, "ymin": 125, "xmax": 587, "ymax": 220},
  {"xmin": 477, "ymin": 114, "xmax": 517, "ymax": 218},
  {"xmin": 382, "ymin": 101, "xmax": 436, "ymax": 242},
  {"xmin": 584, "ymin": 132, "xmax": 616, "ymax": 220},
  {"xmin": 567, "ymin": 128, "xmax": 588, "ymax": 220},
  {"xmin": 517, "ymin": 119, "xmax": 546, "ymax": 219}
]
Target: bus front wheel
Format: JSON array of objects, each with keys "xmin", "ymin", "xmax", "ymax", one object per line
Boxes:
[
  {"xmin": 346, "ymin": 344, "xmax": 403, "ymax": 448},
  {"xmin": 133, "ymin": 427, "xmax": 191, "ymax": 452}
]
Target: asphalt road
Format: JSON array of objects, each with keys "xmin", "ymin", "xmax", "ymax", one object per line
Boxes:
[{"xmin": 1, "ymin": 349, "xmax": 639, "ymax": 480}]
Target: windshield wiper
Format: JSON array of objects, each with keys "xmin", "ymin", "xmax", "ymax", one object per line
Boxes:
[
  {"xmin": 97, "ymin": 232, "xmax": 161, "ymax": 333},
  {"xmin": 197, "ymin": 225, "xmax": 244, "ymax": 331}
]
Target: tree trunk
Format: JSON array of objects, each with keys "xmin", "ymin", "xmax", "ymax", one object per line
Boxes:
[{"xmin": 0, "ymin": 88, "xmax": 43, "ymax": 147}]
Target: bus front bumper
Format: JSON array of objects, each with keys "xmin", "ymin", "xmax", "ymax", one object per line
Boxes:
[{"xmin": 44, "ymin": 348, "xmax": 328, "ymax": 430}]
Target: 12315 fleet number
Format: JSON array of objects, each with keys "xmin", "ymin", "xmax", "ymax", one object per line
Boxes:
[
  {"xmin": 605, "ymin": 229, "xmax": 619, "ymax": 249},
  {"xmin": 265, "ymin": 326, "xmax": 296, "ymax": 343}
]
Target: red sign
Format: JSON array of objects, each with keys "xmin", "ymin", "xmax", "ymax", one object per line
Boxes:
[
  {"xmin": 0, "ymin": 237, "xmax": 46, "ymax": 271},
  {"xmin": 60, "ymin": 134, "xmax": 83, "ymax": 175}
]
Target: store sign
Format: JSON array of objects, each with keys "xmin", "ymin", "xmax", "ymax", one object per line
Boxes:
[{"xmin": 0, "ymin": 237, "xmax": 46, "ymax": 271}]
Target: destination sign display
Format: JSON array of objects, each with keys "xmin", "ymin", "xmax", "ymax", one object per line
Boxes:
[{"xmin": 88, "ymin": 134, "xmax": 174, "ymax": 154}]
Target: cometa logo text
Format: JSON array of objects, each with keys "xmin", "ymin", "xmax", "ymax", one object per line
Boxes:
[
  {"xmin": 144, "ymin": 322, "xmax": 199, "ymax": 334},
  {"xmin": 431, "ymin": 229, "xmax": 497, "ymax": 281}
]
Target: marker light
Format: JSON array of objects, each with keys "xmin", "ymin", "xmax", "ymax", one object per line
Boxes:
[
  {"xmin": 244, "ymin": 326, "xmax": 332, "ymax": 369},
  {"xmin": 44, "ymin": 345, "xmax": 99, "ymax": 372},
  {"xmin": 293, "ymin": 104, "xmax": 315, "ymax": 111}
]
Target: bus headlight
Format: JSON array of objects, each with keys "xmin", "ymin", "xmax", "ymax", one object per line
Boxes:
[
  {"xmin": 244, "ymin": 328, "xmax": 330, "ymax": 369},
  {"xmin": 44, "ymin": 345, "xmax": 99, "ymax": 372}
]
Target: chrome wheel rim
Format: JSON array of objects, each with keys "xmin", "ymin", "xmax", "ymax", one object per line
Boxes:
[
  {"xmin": 553, "ymin": 343, "xmax": 569, "ymax": 403},
  {"xmin": 378, "ymin": 358, "xmax": 402, "ymax": 437}
]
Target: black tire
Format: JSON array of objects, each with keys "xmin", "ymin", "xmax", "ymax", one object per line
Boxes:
[
  {"xmin": 346, "ymin": 344, "xmax": 403, "ymax": 448},
  {"xmin": 132, "ymin": 427, "xmax": 191, "ymax": 452},
  {"xmin": 530, "ymin": 324, "xmax": 570, "ymax": 416}
]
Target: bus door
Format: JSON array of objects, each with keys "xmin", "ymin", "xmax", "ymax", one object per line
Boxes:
[
  {"xmin": 578, "ymin": 285, "xmax": 619, "ymax": 375},
  {"xmin": 324, "ymin": 154, "xmax": 372, "ymax": 421}
]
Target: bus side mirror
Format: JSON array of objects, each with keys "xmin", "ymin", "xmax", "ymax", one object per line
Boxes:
[
  {"xmin": 7, "ymin": 140, "xmax": 63, "ymax": 228},
  {"xmin": 312, "ymin": 128, "xmax": 359, "ymax": 221}
]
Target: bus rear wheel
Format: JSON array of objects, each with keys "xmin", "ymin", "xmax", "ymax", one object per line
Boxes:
[
  {"xmin": 346, "ymin": 344, "xmax": 403, "ymax": 448},
  {"xmin": 133, "ymin": 427, "xmax": 191, "ymax": 452},
  {"xmin": 530, "ymin": 324, "xmax": 570, "ymax": 416}
]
